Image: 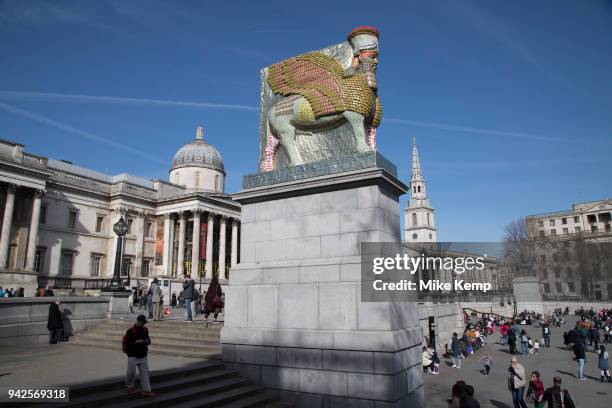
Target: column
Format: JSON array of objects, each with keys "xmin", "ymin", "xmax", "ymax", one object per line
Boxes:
[
  {"xmin": 191, "ymin": 209, "xmax": 201, "ymax": 277},
  {"xmin": 0, "ymin": 184, "xmax": 16, "ymax": 269},
  {"xmin": 163, "ymin": 214, "xmax": 174, "ymax": 276},
  {"xmin": 231, "ymin": 218, "xmax": 238, "ymax": 268},
  {"xmin": 219, "ymin": 216, "xmax": 227, "ymax": 281},
  {"xmin": 177, "ymin": 211, "xmax": 186, "ymax": 277},
  {"xmin": 25, "ymin": 189, "xmax": 44, "ymax": 271},
  {"xmin": 205, "ymin": 213, "xmax": 214, "ymax": 279},
  {"xmin": 134, "ymin": 210, "xmax": 146, "ymax": 278}
]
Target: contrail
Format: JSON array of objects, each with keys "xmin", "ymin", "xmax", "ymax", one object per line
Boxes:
[
  {"xmin": 384, "ymin": 117, "xmax": 578, "ymax": 144},
  {"xmin": 0, "ymin": 101, "xmax": 167, "ymax": 164},
  {"xmin": 0, "ymin": 91, "xmax": 258, "ymax": 112}
]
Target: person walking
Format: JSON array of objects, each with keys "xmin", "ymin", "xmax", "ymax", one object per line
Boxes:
[
  {"xmin": 527, "ymin": 371, "xmax": 544, "ymax": 408},
  {"xmin": 203, "ymin": 277, "xmax": 223, "ymax": 327},
  {"xmin": 598, "ymin": 345, "xmax": 611, "ymax": 383},
  {"xmin": 542, "ymin": 376, "xmax": 575, "ymax": 408},
  {"xmin": 573, "ymin": 340, "xmax": 586, "ymax": 381},
  {"xmin": 47, "ymin": 300, "xmax": 64, "ymax": 344},
  {"xmin": 451, "ymin": 332, "xmax": 462, "ymax": 368},
  {"xmin": 150, "ymin": 279, "xmax": 161, "ymax": 322},
  {"xmin": 146, "ymin": 287, "xmax": 153, "ymax": 319},
  {"xmin": 500, "ymin": 323, "xmax": 509, "ymax": 346},
  {"xmin": 508, "ymin": 357, "xmax": 528, "ymax": 408},
  {"xmin": 520, "ymin": 330, "xmax": 529, "ymax": 356},
  {"xmin": 124, "ymin": 315, "xmax": 156, "ymax": 397},
  {"xmin": 542, "ymin": 323, "xmax": 551, "ymax": 348},
  {"xmin": 171, "ymin": 292, "xmax": 177, "ymax": 308},
  {"xmin": 182, "ymin": 275, "xmax": 195, "ymax": 322}
]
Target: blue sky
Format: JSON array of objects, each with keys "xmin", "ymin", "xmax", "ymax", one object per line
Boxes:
[{"xmin": 0, "ymin": 0, "xmax": 610, "ymax": 241}]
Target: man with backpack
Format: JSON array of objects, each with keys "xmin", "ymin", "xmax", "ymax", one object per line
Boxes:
[
  {"xmin": 124, "ymin": 315, "xmax": 156, "ymax": 397},
  {"xmin": 542, "ymin": 323, "xmax": 551, "ymax": 348},
  {"xmin": 543, "ymin": 376, "xmax": 575, "ymax": 408}
]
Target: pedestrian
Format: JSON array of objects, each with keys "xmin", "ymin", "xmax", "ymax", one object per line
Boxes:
[
  {"xmin": 598, "ymin": 345, "xmax": 611, "ymax": 383},
  {"xmin": 61, "ymin": 308, "xmax": 73, "ymax": 341},
  {"xmin": 44, "ymin": 286, "xmax": 54, "ymax": 297},
  {"xmin": 508, "ymin": 357, "xmax": 528, "ymax": 408},
  {"xmin": 182, "ymin": 275, "xmax": 195, "ymax": 322},
  {"xmin": 542, "ymin": 323, "xmax": 551, "ymax": 348},
  {"xmin": 527, "ymin": 371, "xmax": 544, "ymax": 408},
  {"xmin": 47, "ymin": 300, "xmax": 63, "ymax": 344},
  {"xmin": 150, "ymin": 278, "xmax": 161, "ymax": 321},
  {"xmin": 500, "ymin": 323, "xmax": 509, "ymax": 345},
  {"xmin": 171, "ymin": 292, "xmax": 177, "ymax": 308},
  {"xmin": 451, "ymin": 332, "xmax": 462, "ymax": 368},
  {"xmin": 533, "ymin": 340, "xmax": 540, "ymax": 355},
  {"xmin": 203, "ymin": 276, "xmax": 223, "ymax": 327},
  {"xmin": 17, "ymin": 287, "xmax": 24, "ymax": 297},
  {"xmin": 124, "ymin": 315, "xmax": 156, "ymax": 397},
  {"xmin": 542, "ymin": 376, "xmax": 575, "ymax": 408},
  {"xmin": 463, "ymin": 385, "xmax": 480, "ymax": 408},
  {"xmin": 520, "ymin": 329, "xmax": 529, "ymax": 356},
  {"xmin": 128, "ymin": 290, "xmax": 134, "ymax": 314},
  {"xmin": 573, "ymin": 340, "xmax": 586, "ymax": 381},
  {"xmin": 146, "ymin": 287, "xmax": 153, "ymax": 319},
  {"xmin": 479, "ymin": 351, "xmax": 493, "ymax": 376},
  {"xmin": 591, "ymin": 325, "xmax": 600, "ymax": 352},
  {"xmin": 508, "ymin": 329, "xmax": 517, "ymax": 355}
]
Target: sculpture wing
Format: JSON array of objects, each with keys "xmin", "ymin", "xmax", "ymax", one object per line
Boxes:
[{"xmin": 268, "ymin": 52, "xmax": 346, "ymax": 118}]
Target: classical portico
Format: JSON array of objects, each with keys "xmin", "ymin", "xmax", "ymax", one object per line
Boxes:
[{"xmin": 0, "ymin": 127, "xmax": 241, "ymax": 295}]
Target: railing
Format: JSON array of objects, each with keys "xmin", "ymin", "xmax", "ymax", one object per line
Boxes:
[{"xmin": 84, "ymin": 278, "xmax": 130, "ymax": 290}]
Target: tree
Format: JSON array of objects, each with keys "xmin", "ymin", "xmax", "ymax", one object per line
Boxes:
[{"xmin": 502, "ymin": 218, "xmax": 539, "ymax": 278}]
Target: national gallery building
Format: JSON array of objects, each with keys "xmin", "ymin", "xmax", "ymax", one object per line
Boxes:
[{"xmin": 0, "ymin": 126, "xmax": 240, "ymax": 295}]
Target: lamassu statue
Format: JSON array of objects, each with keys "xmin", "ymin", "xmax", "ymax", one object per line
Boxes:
[{"xmin": 259, "ymin": 26, "xmax": 382, "ymax": 172}]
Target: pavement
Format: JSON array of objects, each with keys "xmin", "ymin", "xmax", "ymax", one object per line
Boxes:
[
  {"xmin": 0, "ymin": 343, "xmax": 206, "ymax": 388},
  {"xmin": 424, "ymin": 316, "xmax": 610, "ymax": 407}
]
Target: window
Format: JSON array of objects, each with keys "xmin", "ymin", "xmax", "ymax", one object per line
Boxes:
[
  {"xmin": 567, "ymin": 282, "xmax": 575, "ymax": 292},
  {"xmin": 427, "ymin": 213, "xmax": 431, "ymax": 226},
  {"xmin": 412, "ymin": 233, "xmax": 417, "ymax": 240},
  {"xmin": 555, "ymin": 282, "xmax": 562, "ymax": 293},
  {"xmin": 34, "ymin": 248, "xmax": 45, "ymax": 273},
  {"xmin": 95, "ymin": 216, "xmax": 104, "ymax": 233},
  {"xmin": 68, "ymin": 211, "xmax": 77, "ymax": 228},
  {"xmin": 121, "ymin": 257, "xmax": 132, "ymax": 277},
  {"xmin": 574, "ymin": 216, "xmax": 579, "ymax": 223},
  {"xmin": 550, "ymin": 229, "xmax": 557, "ymax": 236},
  {"xmin": 90, "ymin": 254, "xmax": 103, "ymax": 277},
  {"xmin": 563, "ymin": 228, "xmax": 568, "ymax": 234},
  {"xmin": 40, "ymin": 205, "xmax": 47, "ymax": 224},
  {"xmin": 194, "ymin": 171, "xmax": 200, "ymax": 188},
  {"xmin": 543, "ymin": 283, "xmax": 550, "ymax": 293},
  {"xmin": 562, "ymin": 218, "xmax": 567, "ymax": 225},
  {"xmin": 587, "ymin": 214, "xmax": 597, "ymax": 223},
  {"xmin": 417, "ymin": 186, "xmax": 421, "ymax": 193},
  {"xmin": 605, "ymin": 224, "xmax": 611, "ymax": 232},
  {"xmin": 549, "ymin": 219, "xmax": 555, "ymax": 226},
  {"xmin": 60, "ymin": 251, "xmax": 75, "ymax": 276},
  {"xmin": 538, "ymin": 220, "xmax": 544, "ymax": 227},
  {"xmin": 174, "ymin": 173, "xmax": 180, "ymax": 184},
  {"xmin": 214, "ymin": 175, "xmax": 220, "ymax": 191},
  {"xmin": 412, "ymin": 213, "xmax": 417, "ymax": 226},
  {"xmin": 127, "ymin": 218, "xmax": 133, "ymax": 234},
  {"xmin": 591, "ymin": 225, "xmax": 598, "ymax": 232},
  {"xmin": 146, "ymin": 221, "xmax": 153, "ymax": 238},
  {"xmin": 539, "ymin": 230, "xmax": 545, "ymax": 237},
  {"xmin": 575, "ymin": 226, "xmax": 581, "ymax": 233},
  {"xmin": 142, "ymin": 259, "xmax": 150, "ymax": 277}
]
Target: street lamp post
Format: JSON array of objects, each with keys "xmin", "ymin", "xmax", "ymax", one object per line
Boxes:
[{"xmin": 111, "ymin": 216, "xmax": 128, "ymax": 290}]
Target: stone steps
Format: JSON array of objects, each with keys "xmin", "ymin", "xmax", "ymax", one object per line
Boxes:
[
  {"xmin": 4, "ymin": 361, "xmax": 290, "ymax": 408},
  {"xmin": 70, "ymin": 319, "xmax": 223, "ymax": 359}
]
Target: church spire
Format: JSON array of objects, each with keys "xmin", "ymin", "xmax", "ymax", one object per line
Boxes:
[{"xmin": 411, "ymin": 136, "xmax": 424, "ymax": 183}]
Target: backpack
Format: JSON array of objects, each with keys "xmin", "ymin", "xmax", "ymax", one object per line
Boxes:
[{"xmin": 121, "ymin": 326, "xmax": 138, "ymax": 354}]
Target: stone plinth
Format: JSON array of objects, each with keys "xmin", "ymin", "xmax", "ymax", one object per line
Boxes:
[
  {"xmin": 222, "ymin": 166, "xmax": 423, "ymax": 407},
  {"xmin": 512, "ymin": 276, "xmax": 543, "ymax": 314},
  {"xmin": 100, "ymin": 290, "xmax": 131, "ymax": 319}
]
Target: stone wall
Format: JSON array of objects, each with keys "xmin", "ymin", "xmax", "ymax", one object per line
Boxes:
[
  {"xmin": 419, "ymin": 302, "xmax": 464, "ymax": 350},
  {"xmin": 222, "ymin": 169, "xmax": 424, "ymax": 407},
  {"xmin": 0, "ymin": 297, "xmax": 109, "ymax": 346}
]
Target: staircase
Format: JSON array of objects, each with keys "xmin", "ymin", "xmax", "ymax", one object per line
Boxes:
[
  {"xmin": 71, "ymin": 319, "xmax": 221, "ymax": 359},
  {"xmin": 8, "ymin": 361, "xmax": 290, "ymax": 408},
  {"xmin": 53, "ymin": 320, "xmax": 291, "ymax": 407}
]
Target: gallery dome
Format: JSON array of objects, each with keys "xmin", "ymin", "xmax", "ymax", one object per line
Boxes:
[{"xmin": 171, "ymin": 126, "xmax": 225, "ymax": 174}]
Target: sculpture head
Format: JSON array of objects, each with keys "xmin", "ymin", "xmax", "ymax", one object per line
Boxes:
[{"xmin": 348, "ymin": 26, "xmax": 379, "ymax": 90}]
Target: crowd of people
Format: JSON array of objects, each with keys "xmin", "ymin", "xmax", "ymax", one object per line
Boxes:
[
  {"xmin": 0, "ymin": 286, "xmax": 25, "ymax": 297},
  {"xmin": 128, "ymin": 276, "xmax": 224, "ymax": 325}
]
